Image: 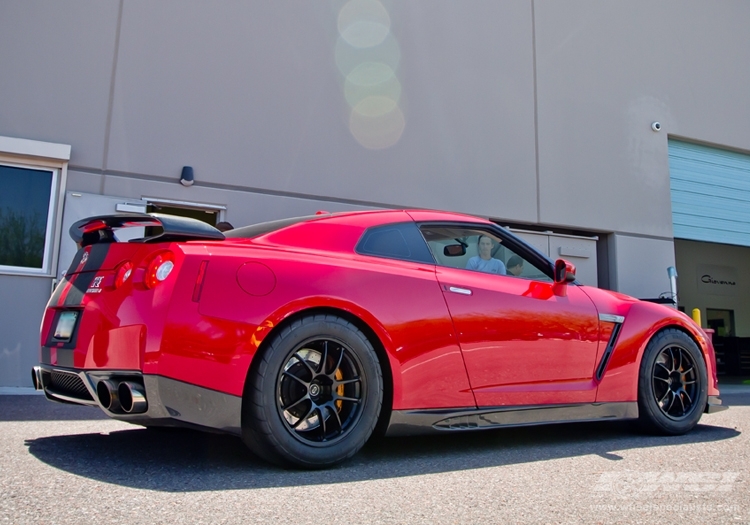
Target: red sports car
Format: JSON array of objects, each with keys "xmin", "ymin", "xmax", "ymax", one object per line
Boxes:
[{"xmin": 34, "ymin": 209, "xmax": 727, "ymax": 468}]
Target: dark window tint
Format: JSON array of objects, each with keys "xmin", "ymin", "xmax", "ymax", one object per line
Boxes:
[
  {"xmin": 0, "ymin": 165, "xmax": 53, "ymax": 269},
  {"xmin": 356, "ymin": 222, "xmax": 434, "ymax": 264}
]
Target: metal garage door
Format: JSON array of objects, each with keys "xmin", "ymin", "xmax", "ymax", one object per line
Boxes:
[{"xmin": 669, "ymin": 139, "xmax": 750, "ymax": 247}]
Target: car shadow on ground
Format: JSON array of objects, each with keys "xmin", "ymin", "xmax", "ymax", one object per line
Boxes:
[{"xmin": 24, "ymin": 416, "xmax": 740, "ymax": 492}]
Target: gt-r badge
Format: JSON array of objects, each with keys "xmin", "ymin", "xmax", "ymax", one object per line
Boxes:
[{"xmin": 86, "ymin": 276, "xmax": 104, "ymax": 293}]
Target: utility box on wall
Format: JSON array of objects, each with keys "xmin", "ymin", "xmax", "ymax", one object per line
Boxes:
[{"xmin": 511, "ymin": 229, "xmax": 598, "ymax": 287}]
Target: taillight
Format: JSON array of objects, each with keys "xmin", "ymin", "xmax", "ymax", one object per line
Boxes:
[
  {"xmin": 114, "ymin": 261, "xmax": 133, "ymax": 289},
  {"xmin": 144, "ymin": 252, "xmax": 175, "ymax": 289}
]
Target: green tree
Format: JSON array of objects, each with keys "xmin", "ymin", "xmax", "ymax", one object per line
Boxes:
[{"xmin": 0, "ymin": 207, "xmax": 45, "ymax": 268}]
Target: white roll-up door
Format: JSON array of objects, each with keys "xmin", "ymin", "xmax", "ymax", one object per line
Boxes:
[{"xmin": 669, "ymin": 140, "xmax": 750, "ymax": 247}]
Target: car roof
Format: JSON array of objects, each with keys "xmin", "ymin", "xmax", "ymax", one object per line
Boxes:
[
  {"xmin": 225, "ymin": 209, "xmax": 493, "ymax": 239},
  {"xmin": 224, "ymin": 209, "xmax": 495, "ymax": 253}
]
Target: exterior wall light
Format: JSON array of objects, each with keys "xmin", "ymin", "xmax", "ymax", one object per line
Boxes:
[{"xmin": 180, "ymin": 166, "xmax": 194, "ymax": 186}]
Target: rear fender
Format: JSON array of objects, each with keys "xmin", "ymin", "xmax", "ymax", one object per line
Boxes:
[{"xmin": 250, "ymin": 297, "xmax": 401, "ymax": 405}]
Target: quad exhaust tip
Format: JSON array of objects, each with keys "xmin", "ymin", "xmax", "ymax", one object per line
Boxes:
[
  {"xmin": 31, "ymin": 366, "xmax": 44, "ymax": 391},
  {"xmin": 96, "ymin": 379, "xmax": 148, "ymax": 414},
  {"xmin": 96, "ymin": 380, "xmax": 122, "ymax": 412},
  {"xmin": 117, "ymin": 381, "xmax": 148, "ymax": 414}
]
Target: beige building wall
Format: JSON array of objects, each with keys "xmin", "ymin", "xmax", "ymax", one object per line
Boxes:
[{"xmin": 2, "ymin": 1, "xmax": 750, "ymax": 387}]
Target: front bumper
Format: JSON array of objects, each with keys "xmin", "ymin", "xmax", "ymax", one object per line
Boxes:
[
  {"xmin": 705, "ymin": 395, "xmax": 729, "ymax": 414},
  {"xmin": 32, "ymin": 364, "xmax": 242, "ymax": 434}
]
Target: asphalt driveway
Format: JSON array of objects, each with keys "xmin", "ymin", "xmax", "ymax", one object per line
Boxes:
[{"xmin": 1, "ymin": 385, "xmax": 748, "ymax": 524}]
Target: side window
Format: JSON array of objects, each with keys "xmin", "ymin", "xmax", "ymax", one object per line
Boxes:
[
  {"xmin": 0, "ymin": 164, "xmax": 56, "ymax": 273},
  {"xmin": 419, "ymin": 224, "xmax": 552, "ymax": 282},
  {"xmin": 356, "ymin": 222, "xmax": 435, "ymax": 264}
]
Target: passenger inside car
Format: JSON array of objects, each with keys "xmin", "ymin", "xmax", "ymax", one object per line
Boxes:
[{"xmin": 506, "ymin": 255, "xmax": 524, "ymax": 277}]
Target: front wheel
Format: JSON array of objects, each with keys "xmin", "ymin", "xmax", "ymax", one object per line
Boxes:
[
  {"xmin": 242, "ymin": 314, "xmax": 382, "ymax": 468},
  {"xmin": 637, "ymin": 329, "xmax": 708, "ymax": 435}
]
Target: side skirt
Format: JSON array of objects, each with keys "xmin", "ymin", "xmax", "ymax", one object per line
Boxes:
[{"xmin": 385, "ymin": 402, "xmax": 639, "ymax": 437}]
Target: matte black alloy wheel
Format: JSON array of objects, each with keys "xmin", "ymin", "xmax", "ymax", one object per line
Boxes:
[
  {"xmin": 651, "ymin": 345, "xmax": 698, "ymax": 420},
  {"xmin": 242, "ymin": 314, "xmax": 382, "ymax": 468},
  {"xmin": 637, "ymin": 328, "xmax": 707, "ymax": 436},
  {"xmin": 277, "ymin": 338, "xmax": 363, "ymax": 445}
]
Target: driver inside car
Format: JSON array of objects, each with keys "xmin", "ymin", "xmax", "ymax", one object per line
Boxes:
[{"xmin": 465, "ymin": 234, "xmax": 506, "ymax": 275}]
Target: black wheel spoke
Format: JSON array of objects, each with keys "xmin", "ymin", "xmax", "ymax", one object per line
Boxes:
[
  {"xmin": 283, "ymin": 393, "xmax": 309, "ymax": 412},
  {"xmin": 665, "ymin": 390, "xmax": 677, "ymax": 413},
  {"xmin": 276, "ymin": 335, "xmax": 368, "ymax": 445},
  {"xmin": 681, "ymin": 389, "xmax": 693, "ymax": 407},
  {"xmin": 334, "ymin": 377, "xmax": 360, "ymax": 387},
  {"xmin": 655, "ymin": 362, "xmax": 671, "ymax": 375},
  {"xmin": 282, "ymin": 370, "xmax": 309, "ymax": 388},
  {"xmin": 333, "ymin": 347, "xmax": 345, "ymax": 375},
  {"xmin": 658, "ymin": 388, "xmax": 671, "ymax": 406},
  {"xmin": 334, "ymin": 394, "xmax": 361, "ymax": 403},
  {"xmin": 675, "ymin": 391, "xmax": 685, "ymax": 415},
  {"xmin": 318, "ymin": 405, "xmax": 327, "ymax": 436},
  {"xmin": 327, "ymin": 401, "xmax": 343, "ymax": 430},
  {"xmin": 294, "ymin": 352, "xmax": 317, "ymax": 376},
  {"xmin": 650, "ymin": 338, "xmax": 703, "ymax": 421},
  {"xmin": 319, "ymin": 341, "xmax": 329, "ymax": 374},
  {"xmin": 292, "ymin": 404, "xmax": 317, "ymax": 429},
  {"xmin": 667, "ymin": 347, "xmax": 677, "ymax": 371}
]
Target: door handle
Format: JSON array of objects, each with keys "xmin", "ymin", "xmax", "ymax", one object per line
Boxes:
[{"xmin": 448, "ymin": 286, "xmax": 472, "ymax": 296}]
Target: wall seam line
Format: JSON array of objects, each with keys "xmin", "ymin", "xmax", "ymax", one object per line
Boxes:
[{"xmin": 100, "ymin": 0, "xmax": 124, "ymax": 195}]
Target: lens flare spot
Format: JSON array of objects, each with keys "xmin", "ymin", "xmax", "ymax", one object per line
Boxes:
[
  {"xmin": 347, "ymin": 61, "xmax": 395, "ymax": 86},
  {"xmin": 335, "ymin": 33, "xmax": 401, "ymax": 78},
  {"xmin": 345, "ymin": 74, "xmax": 401, "ymax": 110},
  {"xmin": 352, "ymin": 95, "xmax": 398, "ymax": 117},
  {"xmin": 349, "ymin": 105, "xmax": 406, "ymax": 150},
  {"xmin": 340, "ymin": 21, "xmax": 390, "ymax": 49},
  {"xmin": 338, "ymin": 0, "xmax": 391, "ymax": 48}
]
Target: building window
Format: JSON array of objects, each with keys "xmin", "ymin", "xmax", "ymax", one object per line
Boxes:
[
  {"xmin": 0, "ymin": 135, "xmax": 70, "ymax": 276},
  {"xmin": 0, "ymin": 164, "xmax": 56, "ymax": 271}
]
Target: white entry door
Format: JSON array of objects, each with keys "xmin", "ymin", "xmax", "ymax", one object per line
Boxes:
[{"xmin": 57, "ymin": 192, "xmax": 147, "ymax": 279}]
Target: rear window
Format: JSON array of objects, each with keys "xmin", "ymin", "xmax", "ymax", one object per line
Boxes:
[
  {"xmin": 356, "ymin": 222, "xmax": 434, "ymax": 264},
  {"xmin": 223, "ymin": 214, "xmax": 328, "ymax": 239}
]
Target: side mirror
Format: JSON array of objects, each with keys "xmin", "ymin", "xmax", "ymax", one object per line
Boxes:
[
  {"xmin": 444, "ymin": 244, "xmax": 466, "ymax": 257},
  {"xmin": 553, "ymin": 259, "xmax": 576, "ymax": 297},
  {"xmin": 554, "ymin": 259, "xmax": 576, "ymax": 284}
]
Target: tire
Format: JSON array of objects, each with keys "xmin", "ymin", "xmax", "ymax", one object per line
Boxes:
[
  {"xmin": 637, "ymin": 329, "xmax": 708, "ymax": 435},
  {"xmin": 241, "ymin": 314, "xmax": 383, "ymax": 469}
]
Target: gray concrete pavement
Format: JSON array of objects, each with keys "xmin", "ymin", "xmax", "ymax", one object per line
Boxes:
[{"xmin": 1, "ymin": 388, "xmax": 748, "ymax": 524}]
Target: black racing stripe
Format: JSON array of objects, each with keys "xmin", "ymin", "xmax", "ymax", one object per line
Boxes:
[
  {"xmin": 64, "ymin": 273, "xmax": 89, "ymax": 306},
  {"xmin": 66, "ymin": 250, "xmax": 86, "ymax": 275},
  {"xmin": 82, "ymin": 245, "xmax": 110, "ymax": 272},
  {"xmin": 66, "ymin": 244, "xmax": 110, "ymax": 276},
  {"xmin": 63, "ymin": 245, "xmax": 111, "ymax": 306},
  {"xmin": 56, "ymin": 349, "xmax": 75, "ymax": 368},
  {"xmin": 49, "ymin": 278, "xmax": 68, "ymax": 306}
]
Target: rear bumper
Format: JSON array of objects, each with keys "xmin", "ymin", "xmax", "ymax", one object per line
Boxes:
[
  {"xmin": 32, "ymin": 364, "xmax": 242, "ymax": 434},
  {"xmin": 705, "ymin": 395, "xmax": 729, "ymax": 414}
]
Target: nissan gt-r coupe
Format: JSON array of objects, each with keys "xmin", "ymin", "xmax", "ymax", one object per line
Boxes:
[{"xmin": 33, "ymin": 209, "xmax": 727, "ymax": 468}]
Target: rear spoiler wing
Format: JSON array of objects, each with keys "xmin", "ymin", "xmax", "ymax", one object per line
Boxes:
[{"xmin": 70, "ymin": 213, "xmax": 225, "ymax": 246}]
